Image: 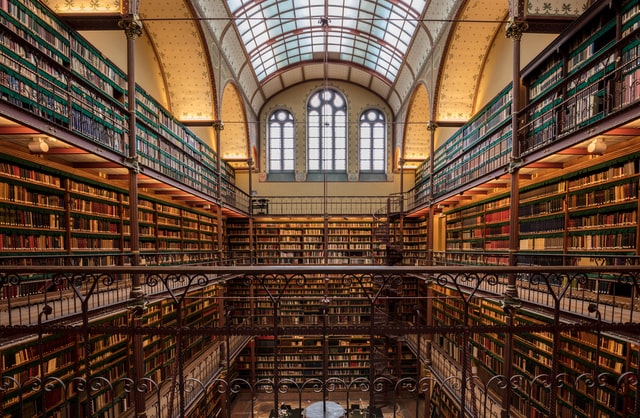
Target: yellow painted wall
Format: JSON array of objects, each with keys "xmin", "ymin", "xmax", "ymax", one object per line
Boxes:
[
  {"xmin": 476, "ymin": 30, "xmax": 558, "ymax": 110},
  {"xmin": 254, "ymin": 81, "xmax": 403, "ymax": 198}
]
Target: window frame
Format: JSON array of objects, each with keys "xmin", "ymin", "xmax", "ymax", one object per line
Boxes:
[
  {"xmin": 267, "ymin": 109, "xmax": 296, "ymax": 174},
  {"xmin": 359, "ymin": 108, "xmax": 387, "ymax": 174},
  {"xmin": 307, "ymin": 88, "xmax": 348, "ymax": 174}
]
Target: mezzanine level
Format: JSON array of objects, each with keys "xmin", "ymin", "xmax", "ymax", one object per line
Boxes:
[{"xmin": 0, "ymin": 265, "xmax": 638, "ymax": 417}]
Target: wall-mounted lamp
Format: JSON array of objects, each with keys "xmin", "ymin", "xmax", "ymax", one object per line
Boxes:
[
  {"xmin": 28, "ymin": 138, "xmax": 49, "ymax": 154},
  {"xmin": 587, "ymin": 138, "xmax": 607, "ymax": 154}
]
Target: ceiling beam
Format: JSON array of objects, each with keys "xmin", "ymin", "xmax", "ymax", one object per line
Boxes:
[
  {"xmin": 604, "ymin": 127, "xmax": 640, "ymax": 136},
  {"xmin": 0, "ymin": 126, "xmax": 39, "ymax": 134},
  {"xmin": 527, "ymin": 162, "xmax": 564, "ymax": 169},
  {"xmin": 464, "ymin": 190, "xmax": 489, "ymax": 195},
  {"xmin": 138, "ymin": 183, "xmax": 174, "ymax": 188},
  {"xmin": 476, "ymin": 182, "xmax": 509, "ymax": 188},
  {"xmin": 108, "ymin": 174, "xmax": 154, "ymax": 181},
  {"xmin": 172, "ymin": 196, "xmax": 207, "ymax": 202},
  {"xmin": 154, "ymin": 190, "xmax": 189, "ymax": 195},
  {"xmin": 59, "ymin": 14, "xmax": 122, "ymax": 31},
  {"xmin": 500, "ymin": 174, "xmax": 532, "ymax": 180},
  {"xmin": 47, "ymin": 148, "xmax": 89, "ymax": 154},
  {"xmin": 73, "ymin": 162, "xmax": 122, "ymax": 169},
  {"xmin": 558, "ymin": 148, "xmax": 589, "ymax": 155}
]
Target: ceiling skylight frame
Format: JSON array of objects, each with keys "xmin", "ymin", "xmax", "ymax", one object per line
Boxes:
[{"xmin": 226, "ymin": 0, "xmax": 426, "ymax": 83}]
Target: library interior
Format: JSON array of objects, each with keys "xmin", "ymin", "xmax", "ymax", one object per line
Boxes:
[{"xmin": 1, "ymin": 0, "xmax": 640, "ymax": 417}]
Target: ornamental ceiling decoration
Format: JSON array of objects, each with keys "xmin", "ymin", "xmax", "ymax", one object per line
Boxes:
[
  {"xmin": 139, "ymin": 0, "xmax": 214, "ymax": 121},
  {"xmin": 43, "ymin": 0, "xmax": 122, "ymax": 13},
  {"xmin": 403, "ymin": 84, "xmax": 431, "ymax": 168},
  {"xmin": 525, "ymin": 0, "xmax": 589, "ymax": 17},
  {"xmin": 46, "ymin": 0, "xmax": 590, "ymax": 168},
  {"xmin": 436, "ymin": 0, "xmax": 507, "ymax": 122},
  {"xmin": 221, "ymin": 83, "xmax": 249, "ymax": 164}
]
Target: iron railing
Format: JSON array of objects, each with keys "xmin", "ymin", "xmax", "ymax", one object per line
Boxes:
[
  {"xmin": 0, "ymin": 265, "xmax": 639, "ymax": 417},
  {"xmin": 250, "ymin": 196, "xmax": 402, "ymax": 217}
]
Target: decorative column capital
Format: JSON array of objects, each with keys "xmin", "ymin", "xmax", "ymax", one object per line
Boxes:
[
  {"xmin": 426, "ymin": 121, "xmax": 438, "ymax": 132},
  {"xmin": 118, "ymin": 14, "xmax": 143, "ymax": 40},
  {"xmin": 505, "ymin": 17, "xmax": 528, "ymax": 41},
  {"xmin": 124, "ymin": 156, "xmax": 141, "ymax": 173},
  {"xmin": 212, "ymin": 120, "xmax": 225, "ymax": 132},
  {"xmin": 508, "ymin": 156, "xmax": 522, "ymax": 173}
]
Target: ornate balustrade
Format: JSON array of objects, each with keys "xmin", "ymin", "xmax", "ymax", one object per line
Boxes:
[{"xmin": 0, "ymin": 265, "xmax": 638, "ymax": 417}]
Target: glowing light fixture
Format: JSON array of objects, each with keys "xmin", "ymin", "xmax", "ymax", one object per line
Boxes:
[{"xmin": 587, "ymin": 138, "xmax": 607, "ymax": 154}]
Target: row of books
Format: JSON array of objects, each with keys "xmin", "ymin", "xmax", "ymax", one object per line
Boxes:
[{"xmin": 1, "ymin": 0, "xmax": 236, "ymax": 207}]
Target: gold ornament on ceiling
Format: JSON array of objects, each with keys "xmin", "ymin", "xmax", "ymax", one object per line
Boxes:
[{"xmin": 43, "ymin": 0, "xmax": 122, "ymax": 13}]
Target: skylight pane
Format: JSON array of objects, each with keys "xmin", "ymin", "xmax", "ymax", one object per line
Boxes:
[
  {"xmin": 281, "ymin": 21, "xmax": 296, "ymax": 33},
  {"xmin": 226, "ymin": 0, "xmax": 426, "ymax": 83},
  {"xmin": 264, "ymin": 4, "xmax": 279, "ymax": 20},
  {"xmin": 226, "ymin": 0, "xmax": 244, "ymax": 13}
]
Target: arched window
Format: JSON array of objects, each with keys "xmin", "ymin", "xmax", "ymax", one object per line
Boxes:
[
  {"xmin": 359, "ymin": 109, "xmax": 386, "ymax": 172},
  {"xmin": 307, "ymin": 89, "xmax": 346, "ymax": 172},
  {"xmin": 268, "ymin": 109, "xmax": 295, "ymax": 172}
]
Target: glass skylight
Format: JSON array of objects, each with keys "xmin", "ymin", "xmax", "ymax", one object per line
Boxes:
[{"xmin": 226, "ymin": 0, "xmax": 426, "ymax": 83}]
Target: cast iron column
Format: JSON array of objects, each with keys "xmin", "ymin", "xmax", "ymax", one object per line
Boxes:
[
  {"xmin": 426, "ymin": 121, "xmax": 437, "ymax": 266},
  {"xmin": 118, "ymin": 10, "xmax": 147, "ymax": 418},
  {"xmin": 213, "ymin": 120, "xmax": 225, "ymax": 264},
  {"xmin": 502, "ymin": 13, "xmax": 527, "ymax": 418}
]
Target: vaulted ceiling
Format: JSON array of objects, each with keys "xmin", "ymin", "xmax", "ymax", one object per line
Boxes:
[{"xmin": 48, "ymin": 0, "xmax": 589, "ymax": 164}]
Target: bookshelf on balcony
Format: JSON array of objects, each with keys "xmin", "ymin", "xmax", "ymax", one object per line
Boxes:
[
  {"xmin": 0, "ymin": 155, "xmax": 66, "ymax": 261},
  {"xmin": 444, "ymin": 151, "xmax": 639, "ymax": 268},
  {"xmin": 0, "ymin": 333, "xmax": 79, "ymax": 417},
  {"xmin": 67, "ymin": 176, "xmax": 129, "ymax": 266},
  {"xmin": 564, "ymin": 157, "xmax": 639, "ymax": 270},
  {"xmin": 0, "ymin": 152, "xmax": 222, "ymax": 267},
  {"xmin": 444, "ymin": 194, "xmax": 510, "ymax": 265},
  {"xmin": 0, "ymin": 0, "xmax": 235, "ymax": 208},
  {"xmin": 432, "ymin": 85, "xmax": 512, "ymax": 198},
  {"xmin": 412, "ymin": 157, "xmax": 430, "ymax": 207},
  {"xmin": 1, "ymin": 281, "xmax": 223, "ymax": 417},
  {"xmin": 228, "ymin": 217, "xmax": 382, "ymax": 265},
  {"xmin": 520, "ymin": 1, "xmax": 640, "ymax": 156},
  {"xmin": 328, "ymin": 219, "xmax": 375, "ymax": 264},
  {"xmin": 431, "ymin": 281, "xmax": 638, "ymax": 418},
  {"xmin": 518, "ymin": 181, "xmax": 566, "ymax": 257},
  {"xmin": 620, "ymin": 1, "xmax": 640, "ymax": 108}
]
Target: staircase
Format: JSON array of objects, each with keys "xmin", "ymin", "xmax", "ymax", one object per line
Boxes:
[{"xmin": 369, "ymin": 275, "xmax": 405, "ymax": 407}]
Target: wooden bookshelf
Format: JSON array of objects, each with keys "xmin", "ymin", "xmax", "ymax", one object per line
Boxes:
[
  {"xmin": 444, "ymin": 152, "xmax": 639, "ymax": 267},
  {"xmin": 0, "ymin": 333, "xmax": 78, "ymax": 416},
  {"xmin": 0, "ymin": 281, "xmax": 223, "ymax": 417},
  {"xmin": 228, "ymin": 273, "xmax": 418, "ymax": 384},
  {"xmin": 444, "ymin": 194, "xmax": 511, "ymax": 265},
  {"xmin": 402, "ymin": 216, "xmax": 428, "ymax": 265},
  {"xmin": 520, "ymin": 0, "xmax": 640, "ymax": 157},
  {"xmin": 414, "ymin": 85, "xmax": 512, "ymax": 201},
  {"xmin": 433, "ymin": 85, "xmax": 512, "ymax": 197},
  {"xmin": 0, "ymin": 153, "xmax": 222, "ymax": 266},
  {"xmin": 0, "ymin": 0, "xmax": 235, "ymax": 209},
  {"xmin": 227, "ymin": 217, "xmax": 387, "ymax": 265},
  {"xmin": 431, "ymin": 283, "xmax": 637, "ymax": 418}
]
